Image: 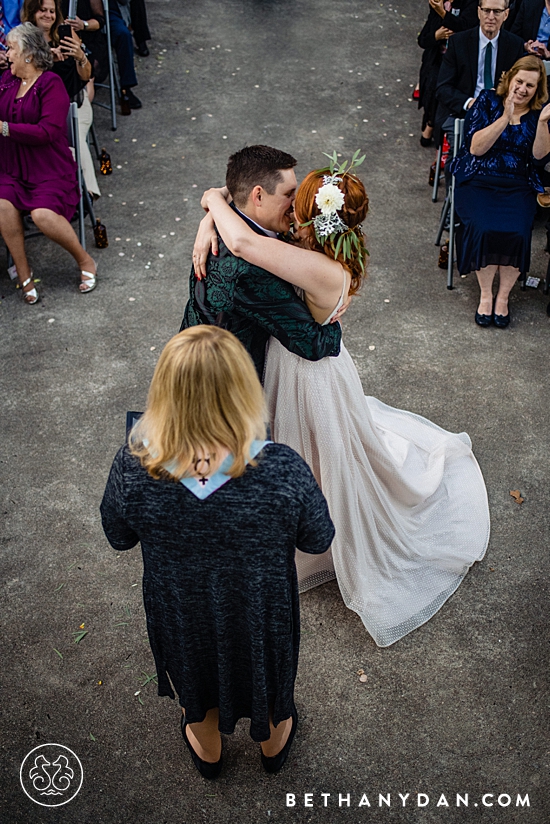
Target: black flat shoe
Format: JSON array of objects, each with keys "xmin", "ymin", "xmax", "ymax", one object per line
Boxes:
[
  {"xmin": 420, "ymin": 136, "xmax": 433, "ymax": 147},
  {"xmin": 180, "ymin": 715, "xmax": 223, "ymax": 780},
  {"xmin": 122, "ymin": 88, "xmax": 142, "ymax": 109},
  {"xmin": 136, "ymin": 42, "xmax": 149, "ymax": 57},
  {"xmin": 493, "ymin": 311, "xmax": 510, "ymax": 328},
  {"xmin": 261, "ymin": 705, "xmax": 298, "ymax": 774},
  {"xmin": 475, "ymin": 310, "xmax": 492, "ymax": 327}
]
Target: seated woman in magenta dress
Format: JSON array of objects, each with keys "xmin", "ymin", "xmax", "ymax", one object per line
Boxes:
[
  {"xmin": 0, "ymin": 22, "xmax": 97, "ymax": 303},
  {"xmin": 450, "ymin": 56, "xmax": 550, "ymax": 328}
]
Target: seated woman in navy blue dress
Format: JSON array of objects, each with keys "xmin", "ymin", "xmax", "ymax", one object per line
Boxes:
[{"xmin": 451, "ymin": 56, "xmax": 550, "ymax": 327}]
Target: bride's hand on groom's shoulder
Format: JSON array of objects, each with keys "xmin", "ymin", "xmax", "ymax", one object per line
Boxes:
[
  {"xmin": 200, "ymin": 186, "xmax": 230, "ymax": 212},
  {"xmin": 193, "ymin": 212, "xmax": 219, "ymax": 278}
]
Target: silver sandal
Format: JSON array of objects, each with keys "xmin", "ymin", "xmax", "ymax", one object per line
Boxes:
[
  {"xmin": 20, "ymin": 276, "xmax": 39, "ymax": 305},
  {"xmin": 80, "ymin": 267, "xmax": 97, "ymax": 293}
]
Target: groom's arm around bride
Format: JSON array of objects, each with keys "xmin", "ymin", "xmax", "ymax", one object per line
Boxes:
[{"xmin": 179, "ymin": 145, "xmax": 342, "ymax": 380}]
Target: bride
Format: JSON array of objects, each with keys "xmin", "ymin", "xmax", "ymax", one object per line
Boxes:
[{"xmin": 199, "ymin": 153, "xmax": 490, "ymax": 647}]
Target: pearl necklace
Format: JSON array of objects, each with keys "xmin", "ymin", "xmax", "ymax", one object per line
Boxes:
[{"xmin": 21, "ymin": 72, "xmax": 41, "ymax": 87}]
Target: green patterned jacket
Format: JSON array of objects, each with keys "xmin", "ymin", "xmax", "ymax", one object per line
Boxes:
[{"xmin": 180, "ymin": 214, "xmax": 341, "ymax": 380}]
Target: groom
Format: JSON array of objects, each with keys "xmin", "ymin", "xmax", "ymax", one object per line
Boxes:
[{"xmin": 179, "ymin": 145, "xmax": 342, "ymax": 380}]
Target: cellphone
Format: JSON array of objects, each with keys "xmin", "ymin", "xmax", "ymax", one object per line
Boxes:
[{"xmin": 58, "ymin": 24, "xmax": 72, "ymax": 42}]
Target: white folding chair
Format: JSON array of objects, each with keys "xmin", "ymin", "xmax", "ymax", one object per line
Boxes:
[{"xmin": 68, "ymin": 101, "xmax": 97, "ymax": 249}]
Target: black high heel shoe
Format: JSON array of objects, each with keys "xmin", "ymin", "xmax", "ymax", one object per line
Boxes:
[
  {"xmin": 493, "ymin": 310, "xmax": 510, "ymax": 328},
  {"xmin": 260, "ymin": 704, "xmax": 298, "ymax": 774},
  {"xmin": 475, "ymin": 310, "xmax": 492, "ymax": 327},
  {"xmin": 180, "ymin": 715, "xmax": 223, "ymax": 779}
]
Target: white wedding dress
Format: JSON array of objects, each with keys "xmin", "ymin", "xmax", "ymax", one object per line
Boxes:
[{"xmin": 263, "ymin": 284, "xmax": 490, "ymax": 647}]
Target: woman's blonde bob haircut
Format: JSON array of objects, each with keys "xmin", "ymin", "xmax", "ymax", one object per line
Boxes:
[
  {"xmin": 130, "ymin": 326, "xmax": 266, "ymax": 480},
  {"xmin": 496, "ymin": 56, "xmax": 549, "ymax": 110}
]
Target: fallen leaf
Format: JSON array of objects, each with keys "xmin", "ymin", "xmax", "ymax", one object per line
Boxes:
[
  {"xmin": 79, "ymin": 623, "xmax": 85, "ymax": 629},
  {"xmin": 53, "ymin": 648, "xmax": 63, "ymax": 659},
  {"xmin": 89, "ymin": 732, "xmax": 96, "ymax": 741},
  {"xmin": 509, "ymin": 490, "xmax": 524, "ymax": 504}
]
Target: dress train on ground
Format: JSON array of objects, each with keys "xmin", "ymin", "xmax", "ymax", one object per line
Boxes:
[{"xmin": 264, "ymin": 337, "xmax": 490, "ymax": 647}]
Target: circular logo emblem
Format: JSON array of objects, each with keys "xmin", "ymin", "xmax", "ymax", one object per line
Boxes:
[{"xmin": 20, "ymin": 743, "xmax": 83, "ymax": 807}]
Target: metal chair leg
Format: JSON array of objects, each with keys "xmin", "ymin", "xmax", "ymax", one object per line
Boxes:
[
  {"xmin": 435, "ymin": 195, "xmax": 450, "ymax": 246},
  {"xmin": 93, "ymin": 0, "xmax": 118, "ymax": 130},
  {"xmin": 519, "ymin": 271, "xmax": 527, "ymax": 291},
  {"xmin": 105, "ymin": 0, "xmax": 118, "ymax": 131},
  {"xmin": 89, "ymin": 121, "xmax": 101, "ymax": 161},
  {"xmin": 447, "ymin": 179, "xmax": 456, "ymax": 291},
  {"xmin": 82, "ymin": 183, "xmax": 96, "ymax": 229},
  {"xmin": 432, "ymin": 143, "xmax": 443, "ymax": 204}
]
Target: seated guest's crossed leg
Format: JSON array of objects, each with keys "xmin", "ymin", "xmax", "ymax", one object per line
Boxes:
[{"xmin": 0, "ymin": 199, "xmax": 97, "ymax": 302}]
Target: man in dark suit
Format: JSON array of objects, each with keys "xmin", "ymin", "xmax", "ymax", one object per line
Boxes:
[
  {"xmin": 436, "ymin": 0, "xmax": 524, "ymax": 128},
  {"xmin": 511, "ymin": 0, "xmax": 550, "ymax": 57},
  {"xmin": 180, "ymin": 145, "xmax": 341, "ymax": 381}
]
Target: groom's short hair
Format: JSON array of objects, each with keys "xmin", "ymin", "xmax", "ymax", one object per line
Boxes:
[{"xmin": 226, "ymin": 145, "xmax": 297, "ymax": 208}]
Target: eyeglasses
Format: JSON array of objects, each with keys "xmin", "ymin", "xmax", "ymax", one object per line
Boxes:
[{"xmin": 479, "ymin": 8, "xmax": 506, "ymax": 15}]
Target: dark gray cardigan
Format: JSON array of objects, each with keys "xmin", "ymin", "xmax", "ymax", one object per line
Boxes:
[{"xmin": 100, "ymin": 442, "xmax": 334, "ymax": 742}]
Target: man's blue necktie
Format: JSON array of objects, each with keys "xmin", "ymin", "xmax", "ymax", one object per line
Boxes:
[{"xmin": 484, "ymin": 42, "xmax": 493, "ymax": 89}]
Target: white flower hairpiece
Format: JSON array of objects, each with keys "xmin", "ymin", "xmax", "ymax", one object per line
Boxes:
[
  {"xmin": 313, "ymin": 175, "xmax": 347, "ymax": 237},
  {"xmin": 300, "ymin": 149, "xmax": 368, "ymax": 273}
]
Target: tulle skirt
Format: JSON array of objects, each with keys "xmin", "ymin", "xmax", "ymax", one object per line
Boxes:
[{"xmin": 264, "ymin": 337, "xmax": 490, "ymax": 647}]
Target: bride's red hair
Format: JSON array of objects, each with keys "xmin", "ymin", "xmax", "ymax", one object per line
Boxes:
[{"xmin": 294, "ymin": 171, "xmax": 369, "ymax": 295}]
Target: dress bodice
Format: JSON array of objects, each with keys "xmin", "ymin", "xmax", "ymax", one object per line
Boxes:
[{"xmin": 449, "ymin": 90, "xmax": 545, "ymax": 192}]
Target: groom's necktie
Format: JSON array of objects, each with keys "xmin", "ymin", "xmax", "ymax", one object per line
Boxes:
[{"xmin": 484, "ymin": 42, "xmax": 493, "ymax": 89}]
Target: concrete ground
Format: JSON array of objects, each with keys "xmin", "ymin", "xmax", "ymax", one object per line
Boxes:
[{"xmin": 1, "ymin": 0, "xmax": 549, "ymax": 821}]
